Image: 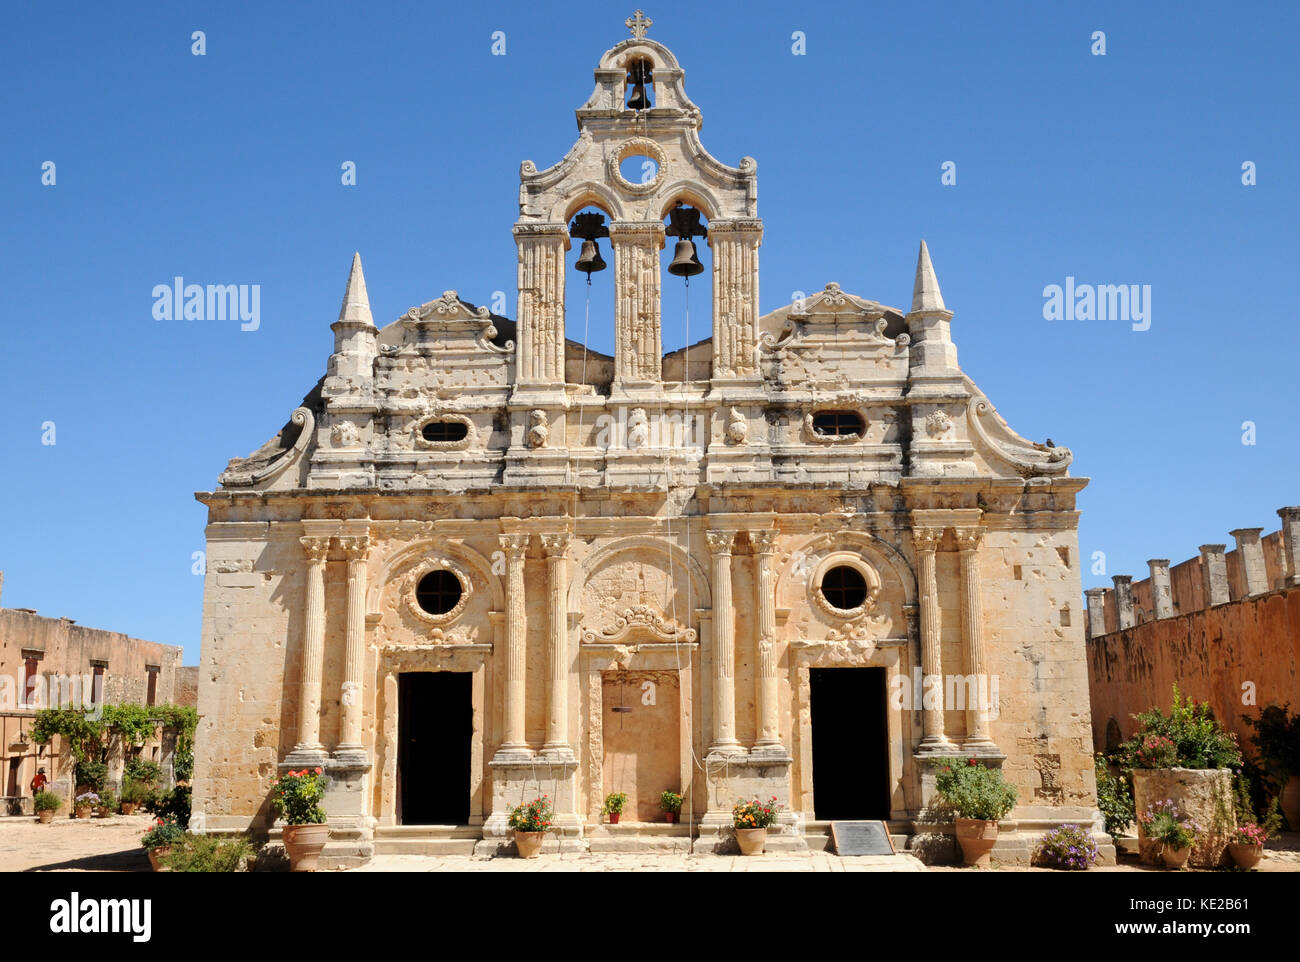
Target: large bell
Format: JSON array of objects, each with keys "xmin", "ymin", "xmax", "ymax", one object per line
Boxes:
[
  {"xmin": 575, "ymin": 238, "xmax": 606, "ymax": 275},
  {"xmin": 627, "ymin": 82, "xmax": 650, "ymax": 111},
  {"xmin": 667, "ymin": 238, "xmax": 703, "ymax": 277}
]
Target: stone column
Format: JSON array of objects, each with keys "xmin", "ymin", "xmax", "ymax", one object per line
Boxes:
[
  {"xmin": 1199, "ymin": 544, "xmax": 1230, "ymax": 606},
  {"xmin": 336, "ymin": 536, "xmax": 369, "ymax": 757},
  {"xmin": 749, "ymin": 528, "xmax": 782, "ymax": 753},
  {"xmin": 954, "ymin": 526, "xmax": 996, "ymax": 752},
  {"xmin": 1230, "ymin": 528, "xmax": 1268, "ymax": 597},
  {"xmin": 1112, "ymin": 576, "xmax": 1135, "ymax": 630},
  {"xmin": 1277, "ymin": 507, "xmax": 1300, "ymax": 587},
  {"xmin": 915, "ymin": 526, "xmax": 955, "ymax": 752},
  {"xmin": 1147, "ymin": 560, "xmax": 1174, "ymax": 619},
  {"xmin": 707, "ymin": 218, "xmax": 763, "ymax": 380},
  {"xmin": 540, "ymin": 532, "xmax": 572, "ymax": 756},
  {"xmin": 1084, "ymin": 588, "xmax": 1107, "ymax": 640},
  {"xmin": 498, "ymin": 533, "xmax": 531, "ymax": 756},
  {"xmin": 292, "ymin": 536, "xmax": 330, "ymax": 759},
  {"xmin": 706, "ymin": 531, "xmax": 741, "ymax": 754},
  {"xmin": 609, "ymin": 221, "xmax": 665, "ymax": 386},
  {"xmin": 513, "ymin": 223, "xmax": 568, "ymax": 387}
]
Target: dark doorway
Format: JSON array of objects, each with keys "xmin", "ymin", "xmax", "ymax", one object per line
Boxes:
[
  {"xmin": 810, "ymin": 667, "xmax": 890, "ymax": 820},
  {"xmin": 398, "ymin": 672, "xmax": 472, "ymax": 825}
]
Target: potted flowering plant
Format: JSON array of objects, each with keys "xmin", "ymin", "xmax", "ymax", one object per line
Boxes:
[
  {"xmin": 660, "ymin": 790, "xmax": 684, "ymax": 824},
  {"xmin": 1134, "ymin": 735, "xmax": 1178, "ymax": 769},
  {"xmin": 270, "ymin": 767, "xmax": 328, "ymax": 871},
  {"xmin": 74, "ymin": 792, "xmax": 99, "ymax": 819},
  {"xmin": 1227, "ymin": 823, "xmax": 1268, "ymax": 870},
  {"xmin": 1137, "ymin": 799, "xmax": 1199, "ymax": 868},
  {"xmin": 1033, "ymin": 824, "xmax": 1100, "ymax": 870},
  {"xmin": 141, "ymin": 817, "xmax": 185, "ymax": 871},
  {"xmin": 95, "ymin": 788, "xmax": 117, "ymax": 817},
  {"xmin": 120, "ymin": 779, "xmax": 153, "ymax": 815},
  {"xmin": 507, "ymin": 795, "xmax": 552, "ymax": 858},
  {"xmin": 33, "ymin": 790, "xmax": 62, "ymax": 824},
  {"xmin": 602, "ymin": 792, "xmax": 628, "ymax": 824},
  {"xmin": 732, "ymin": 796, "xmax": 783, "ymax": 855},
  {"xmin": 934, "ymin": 759, "xmax": 1017, "ymax": 867}
]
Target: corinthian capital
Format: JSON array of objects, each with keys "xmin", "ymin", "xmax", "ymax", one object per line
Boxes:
[
  {"xmin": 339, "ymin": 536, "xmax": 370, "ymax": 562},
  {"xmin": 540, "ymin": 532, "xmax": 571, "ymax": 558},
  {"xmin": 706, "ymin": 530, "xmax": 736, "ymax": 555},
  {"xmin": 913, "ymin": 527, "xmax": 944, "ymax": 553},
  {"xmin": 499, "ymin": 532, "xmax": 530, "ymax": 558},
  {"xmin": 749, "ymin": 528, "xmax": 779, "ymax": 554},
  {"xmin": 952, "ymin": 526, "xmax": 985, "ymax": 552},
  {"xmin": 300, "ymin": 536, "xmax": 330, "ymax": 562}
]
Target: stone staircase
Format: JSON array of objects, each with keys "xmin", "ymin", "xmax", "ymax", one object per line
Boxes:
[
  {"xmin": 373, "ymin": 824, "xmax": 481, "ymax": 856},
  {"xmin": 803, "ymin": 820, "xmax": 910, "ymax": 855},
  {"xmin": 586, "ymin": 821, "xmax": 693, "ymax": 853}
]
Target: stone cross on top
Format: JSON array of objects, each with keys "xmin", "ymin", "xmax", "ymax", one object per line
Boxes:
[{"xmin": 626, "ymin": 9, "xmax": 652, "ymax": 39}]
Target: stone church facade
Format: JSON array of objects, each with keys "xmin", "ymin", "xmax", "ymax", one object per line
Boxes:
[{"xmin": 193, "ymin": 19, "xmax": 1104, "ymax": 864}]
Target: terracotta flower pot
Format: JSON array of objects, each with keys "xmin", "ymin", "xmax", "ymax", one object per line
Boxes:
[
  {"xmin": 736, "ymin": 827, "xmax": 767, "ymax": 856},
  {"xmin": 282, "ymin": 823, "xmax": 331, "ymax": 872},
  {"xmin": 37, "ymin": 810, "xmax": 54, "ymax": 824},
  {"xmin": 121, "ymin": 803, "xmax": 137, "ymax": 816},
  {"xmin": 75, "ymin": 805, "xmax": 92, "ymax": 820},
  {"xmin": 1227, "ymin": 842, "xmax": 1263, "ymax": 870},
  {"xmin": 147, "ymin": 846, "xmax": 172, "ymax": 872},
  {"xmin": 1162, "ymin": 844, "xmax": 1192, "ymax": 869},
  {"xmin": 515, "ymin": 831, "xmax": 544, "ymax": 858},
  {"xmin": 664, "ymin": 812, "xmax": 676, "ymax": 824},
  {"xmin": 608, "ymin": 812, "xmax": 620, "ymax": 824},
  {"xmin": 955, "ymin": 818, "xmax": 999, "ymax": 868}
]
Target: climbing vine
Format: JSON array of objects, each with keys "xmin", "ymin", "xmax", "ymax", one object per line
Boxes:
[{"xmin": 31, "ymin": 703, "xmax": 199, "ymax": 777}]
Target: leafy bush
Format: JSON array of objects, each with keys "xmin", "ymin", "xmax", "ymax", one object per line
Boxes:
[
  {"xmin": 934, "ymin": 759, "xmax": 1018, "ymax": 821},
  {"xmin": 124, "ymin": 758, "xmax": 163, "ymax": 786},
  {"xmin": 507, "ymin": 796, "xmax": 552, "ymax": 832},
  {"xmin": 660, "ymin": 790, "xmax": 684, "ymax": 813},
  {"xmin": 96, "ymin": 788, "xmax": 117, "ymax": 812},
  {"xmin": 120, "ymin": 779, "xmax": 156, "ymax": 806},
  {"xmin": 601, "ymin": 792, "xmax": 628, "ymax": 815},
  {"xmin": 33, "ymin": 790, "xmax": 62, "ymax": 813},
  {"xmin": 1138, "ymin": 800, "xmax": 1199, "ymax": 849},
  {"xmin": 1095, "ymin": 754, "xmax": 1135, "ymax": 836},
  {"xmin": 270, "ymin": 769, "xmax": 325, "ymax": 825},
  {"xmin": 144, "ymin": 784, "xmax": 191, "ymax": 829},
  {"xmin": 1034, "ymin": 824, "xmax": 1099, "ymax": 870},
  {"xmin": 161, "ymin": 833, "xmax": 254, "ymax": 872},
  {"xmin": 75, "ymin": 759, "xmax": 108, "ymax": 792},
  {"xmin": 1243, "ymin": 704, "xmax": 1300, "ymax": 781},
  {"xmin": 140, "ymin": 818, "xmax": 186, "ymax": 851},
  {"xmin": 1118, "ymin": 685, "xmax": 1241, "ymax": 770},
  {"xmin": 732, "ymin": 797, "xmax": 783, "ymax": 829}
]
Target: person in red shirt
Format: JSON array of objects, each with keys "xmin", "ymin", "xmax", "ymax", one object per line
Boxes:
[{"xmin": 30, "ymin": 768, "xmax": 47, "ymax": 795}]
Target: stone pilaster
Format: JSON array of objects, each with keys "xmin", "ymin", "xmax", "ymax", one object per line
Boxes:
[
  {"xmin": 609, "ymin": 221, "xmax": 665, "ymax": 387},
  {"xmin": 954, "ymin": 526, "xmax": 997, "ymax": 753},
  {"xmin": 1147, "ymin": 560, "xmax": 1174, "ymax": 619},
  {"xmin": 1277, "ymin": 507, "xmax": 1300, "ymax": 587},
  {"xmin": 914, "ymin": 526, "xmax": 956, "ymax": 753},
  {"xmin": 288, "ymin": 536, "xmax": 330, "ymax": 763},
  {"xmin": 335, "ymin": 536, "xmax": 370, "ymax": 759},
  {"xmin": 707, "ymin": 218, "xmax": 762, "ymax": 381},
  {"xmin": 1230, "ymin": 528, "xmax": 1269, "ymax": 597},
  {"xmin": 1199, "ymin": 544, "xmax": 1230, "ymax": 606},
  {"xmin": 1084, "ymin": 587, "xmax": 1107, "ymax": 640},
  {"xmin": 1112, "ymin": 575, "xmax": 1135, "ymax": 630},
  {"xmin": 540, "ymin": 532, "xmax": 573, "ymax": 757},
  {"xmin": 749, "ymin": 528, "xmax": 785, "ymax": 756},
  {"xmin": 497, "ymin": 533, "xmax": 532, "ymax": 758},
  {"xmin": 706, "ymin": 530, "xmax": 742, "ymax": 755},
  {"xmin": 512, "ymin": 222, "xmax": 568, "ymax": 389}
]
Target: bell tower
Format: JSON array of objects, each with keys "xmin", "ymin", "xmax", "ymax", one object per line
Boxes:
[{"xmin": 510, "ymin": 11, "xmax": 761, "ymax": 412}]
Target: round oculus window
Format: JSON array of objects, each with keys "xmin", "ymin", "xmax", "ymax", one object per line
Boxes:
[
  {"xmin": 820, "ymin": 565, "xmax": 868, "ymax": 611},
  {"xmin": 416, "ymin": 569, "xmax": 463, "ymax": 615}
]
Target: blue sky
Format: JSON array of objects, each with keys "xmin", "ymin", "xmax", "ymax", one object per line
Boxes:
[{"xmin": 2, "ymin": 1, "xmax": 1297, "ymax": 664}]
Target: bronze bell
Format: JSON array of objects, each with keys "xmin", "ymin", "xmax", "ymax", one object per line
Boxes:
[
  {"xmin": 575, "ymin": 238, "xmax": 606, "ymax": 275},
  {"xmin": 667, "ymin": 238, "xmax": 703, "ymax": 277},
  {"xmin": 627, "ymin": 82, "xmax": 650, "ymax": 111}
]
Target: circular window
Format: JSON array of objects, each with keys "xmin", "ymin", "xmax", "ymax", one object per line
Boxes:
[
  {"xmin": 416, "ymin": 569, "xmax": 462, "ymax": 615},
  {"xmin": 422, "ymin": 420, "xmax": 469, "ymax": 443},
  {"xmin": 820, "ymin": 565, "xmax": 868, "ymax": 611}
]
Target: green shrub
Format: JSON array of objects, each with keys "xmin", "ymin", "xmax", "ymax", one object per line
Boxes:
[
  {"xmin": 33, "ymin": 790, "xmax": 62, "ymax": 813},
  {"xmin": 120, "ymin": 779, "xmax": 155, "ymax": 806},
  {"xmin": 161, "ymin": 833, "xmax": 254, "ymax": 872},
  {"xmin": 601, "ymin": 792, "xmax": 628, "ymax": 815},
  {"xmin": 144, "ymin": 784, "xmax": 191, "ymax": 829},
  {"xmin": 96, "ymin": 788, "xmax": 117, "ymax": 812},
  {"xmin": 1095, "ymin": 754, "xmax": 1135, "ymax": 836},
  {"xmin": 75, "ymin": 759, "xmax": 108, "ymax": 792},
  {"xmin": 659, "ymin": 790, "xmax": 683, "ymax": 813},
  {"xmin": 934, "ymin": 759, "xmax": 1018, "ymax": 821},
  {"xmin": 1117, "ymin": 685, "xmax": 1241, "ymax": 770},
  {"xmin": 124, "ymin": 758, "xmax": 163, "ymax": 786}
]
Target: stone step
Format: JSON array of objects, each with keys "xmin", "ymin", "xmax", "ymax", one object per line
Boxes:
[
  {"xmin": 588, "ymin": 821, "xmax": 692, "ymax": 837},
  {"xmin": 588, "ymin": 834, "xmax": 693, "ymax": 854},
  {"xmin": 374, "ymin": 824, "xmax": 481, "ymax": 840},
  {"xmin": 373, "ymin": 837, "xmax": 479, "ymax": 856}
]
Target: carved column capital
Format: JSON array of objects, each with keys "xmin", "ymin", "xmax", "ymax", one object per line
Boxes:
[
  {"xmin": 749, "ymin": 528, "xmax": 779, "ymax": 555},
  {"xmin": 540, "ymin": 532, "xmax": 572, "ymax": 558},
  {"xmin": 913, "ymin": 527, "xmax": 944, "ymax": 553},
  {"xmin": 706, "ymin": 530, "xmax": 736, "ymax": 555},
  {"xmin": 499, "ymin": 532, "xmax": 530, "ymax": 558},
  {"xmin": 339, "ymin": 536, "xmax": 370, "ymax": 563},
  {"xmin": 300, "ymin": 536, "xmax": 331, "ymax": 562},
  {"xmin": 952, "ymin": 526, "xmax": 984, "ymax": 553}
]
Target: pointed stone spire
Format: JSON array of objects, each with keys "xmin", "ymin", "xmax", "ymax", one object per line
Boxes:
[
  {"xmin": 911, "ymin": 240, "xmax": 946, "ymax": 314},
  {"xmin": 337, "ymin": 252, "xmax": 373, "ymax": 327}
]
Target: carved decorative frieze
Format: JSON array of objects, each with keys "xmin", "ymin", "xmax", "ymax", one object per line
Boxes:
[{"xmin": 581, "ymin": 604, "xmax": 697, "ymax": 645}]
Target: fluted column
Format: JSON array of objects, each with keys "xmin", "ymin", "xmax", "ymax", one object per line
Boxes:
[
  {"xmin": 750, "ymin": 528, "xmax": 781, "ymax": 751},
  {"xmin": 609, "ymin": 221, "xmax": 665, "ymax": 386},
  {"xmin": 499, "ymin": 533, "xmax": 530, "ymax": 754},
  {"xmin": 954, "ymin": 526, "xmax": 995, "ymax": 751},
  {"xmin": 706, "ymin": 531, "xmax": 742, "ymax": 754},
  {"xmin": 708, "ymin": 218, "xmax": 763, "ymax": 380},
  {"xmin": 513, "ymin": 223, "xmax": 568, "ymax": 387},
  {"xmin": 915, "ymin": 526, "xmax": 955, "ymax": 752},
  {"xmin": 540, "ymin": 532, "xmax": 572, "ymax": 755},
  {"xmin": 294, "ymin": 536, "xmax": 330, "ymax": 756},
  {"xmin": 336, "ymin": 536, "xmax": 370, "ymax": 755}
]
